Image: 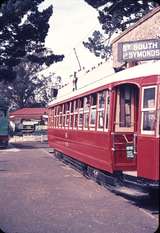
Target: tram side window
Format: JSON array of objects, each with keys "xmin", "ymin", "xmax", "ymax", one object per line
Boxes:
[
  {"xmin": 64, "ymin": 102, "xmax": 70, "ymax": 128},
  {"xmin": 62, "ymin": 104, "xmax": 65, "ymax": 128},
  {"xmin": 90, "ymin": 93, "xmax": 97, "ymax": 130},
  {"xmin": 59, "ymin": 105, "xmax": 63, "ymax": 128},
  {"xmin": 73, "ymin": 99, "xmax": 78, "ymax": 129},
  {"xmin": 84, "ymin": 95, "xmax": 90, "ymax": 130},
  {"xmin": 97, "ymin": 90, "xmax": 110, "ymax": 131},
  {"xmin": 69, "ymin": 101, "xmax": 74, "ymax": 129},
  {"xmin": 98, "ymin": 91, "xmax": 105, "ymax": 130},
  {"xmin": 78, "ymin": 98, "xmax": 84, "ymax": 130},
  {"xmin": 52, "ymin": 108, "xmax": 55, "ymax": 128},
  {"xmin": 54, "ymin": 106, "xmax": 58, "ymax": 128},
  {"xmin": 49, "ymin": 108, "xmax": 53, "ymax": 128},
  {"xmin": 55, "ymin": 106, "xmax": 59, "ymax": 128},
  {"xmin": 105, "ymin": 91, "xmax": 110, "ymax": 129},
  {"xmin": 141, "ymin": 86, "xmax": 156, "ymax": 134},
  {"xmin": 54, "ymin": 107, "xmax": 56, "ymax": 128}
]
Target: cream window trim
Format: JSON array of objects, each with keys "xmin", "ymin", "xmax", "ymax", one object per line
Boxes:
[
  {"xmin": 65, "ymin": 111, "xmax": 70, "ymax": 128},
  {"xmin": 89, "ymin": 107, "xmax": 96, "ymax": 130},
  {"xmin": 69, "ymin": 113, "xmax": 74, "ymax": 129},
  {"xmin": 97, "ymin": 109, "xmax": 105, "ymax": 131},
  {"xmin": 141, "ymin": 85, "xmax": 157, "ymax": 135},
  {"xmin": 84, "ymin": 112, "xmax": 89, "ymax": 130},
  {"xmin": 73, "ymin": 113, "xmax": 78, "ymax": 129},
  {"xmin": 141, "ymin": 85, "xmax": 157, "ymax": 110},
  {"xmin": 104, "ymin": 93, "xmax": 110, "ymax": 130},
  {"xmin": 78, "ymin": 108, "xmax": 83, "ymax": 128}
]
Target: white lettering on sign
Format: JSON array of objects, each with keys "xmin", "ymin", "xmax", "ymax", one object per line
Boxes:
[
  {"xmin": 124, "ymin": 49, "xmax": 160, "ymax": 60},
  {"xmin": 123, "ymin": 42, "xmax": 158, "ymax": 51},
  {"xmin": 120, "ymin": 39, "xmax": 160, "ymax": 61}
]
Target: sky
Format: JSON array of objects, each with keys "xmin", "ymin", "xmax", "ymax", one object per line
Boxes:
[{"xmin": 40, "ymin": 0, "xmax": 103, "ymax": 83}]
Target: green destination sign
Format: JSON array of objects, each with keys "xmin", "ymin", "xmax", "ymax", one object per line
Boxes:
[{"xmin": 118, "ymin": 39, "xmax": 160, "ymax": 62}]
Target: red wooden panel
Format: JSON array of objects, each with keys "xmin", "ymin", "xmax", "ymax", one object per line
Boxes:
[
  {"xmin": 137, "ymin": 136, "xmax": 159, "ymax": 181},
  {"xmin": 48, "ymin": 128, "xmax": 113, "ymax": 173}
]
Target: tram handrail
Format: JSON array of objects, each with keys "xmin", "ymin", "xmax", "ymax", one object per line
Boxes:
[{"xmin": 111, "ymin": 132, "xmax": 137, "ymax": 155}]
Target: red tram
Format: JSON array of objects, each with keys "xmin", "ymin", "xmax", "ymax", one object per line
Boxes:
[{"xmin": 48, "ymin": 62, "xmax": 160, "ymax": 192}]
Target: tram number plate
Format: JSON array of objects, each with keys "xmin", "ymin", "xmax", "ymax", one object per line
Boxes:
[{"xmin": 126, "ymin": 145, "xmax": 134, "ymax": 159}]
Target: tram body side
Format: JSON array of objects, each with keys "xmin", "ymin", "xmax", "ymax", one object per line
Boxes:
[
  {"xmin": 48, "ymin": 72, "xmax": 160, "ymax": 187},
  {"xmin": 136, "ymin": 76, "xmax": 160, "ymax": 183},
  {"xmin": 48, "ymin": 129, "xmax": 113, "ymax": 173}
]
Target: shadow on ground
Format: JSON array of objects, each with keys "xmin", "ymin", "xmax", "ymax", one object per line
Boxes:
[
  {"xmin": 10, "ymin": 141, "xmax": 48, "ymax": 150},
  {"xmin": 114, "ymin": 190, "xmax": 159, "ymax": 215},
  {"xmin": 0, "ymin": 228, "xmax": 6, "ymax": 233}
]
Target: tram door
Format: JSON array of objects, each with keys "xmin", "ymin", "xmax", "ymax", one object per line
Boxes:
[{"xmin": 112, "ymin": 84, "xmax": 138, "ymax": 171}]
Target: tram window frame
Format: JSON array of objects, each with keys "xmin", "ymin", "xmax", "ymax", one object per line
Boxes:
[
  {"xmin": 53, "ymin": 107, "xmax": 55, "ymax": 128},
  {"xmin": 64, "ymin": 102, "xmax": 70, "ymax": 128},
  {"xmin": 78, "ymin": 97, "xmax": 84, "ymax": 130},
  {"xmin": 62, "ymin": 104, "xmax": 65, "ymax": 128},
  {"xmin": 105, "ymin": 91, "xmax": 110, "ymax": 131},
  {"xmin": 54, "ymin": 106, "xmax": 58, "ymax": 128},
  {"xmin": 73, "ymin": 99, "xmax": 78, "ymax": 129},
  {"xmin": 141, "ymin": 85, "xmax": 157, "ymax": 135},
  {"xmin": 58, "ymin": 105, "xmax": 63, "ymax": 128},
  {"xmin": 57, "ymin": 106, "xmax": 60, "ymax": 128},
  {"xmin": 97, "ymin": 90, "xmax": 110, "ymax": 131},
  {"xmin": 69, "ymin": 101, "xmax": 74, "ymax": 129},
  {"xmin": 83, "ymin": 95, "xmax": 90, "ymax": 130},
  {"xmin": 78, "ymin": 108, "xmax": 83, "ymax": 130},
  {"xmin": 59, "ymin": 111, "xmax": 63, "ymax": 128},
  {"xmin": 89, "ymin": 93, "xmax": 97, "ymax": 130},
  {"xmin": 48, "ymin": 108, "xmax": 52, "ymax": 128},
  {"xmin": 52, "ymin": 108, "xmax": 55, "ymax": 128},
  {"xmin": 97, "ymin": 91, "xmax": 105, "ymax": 131}
]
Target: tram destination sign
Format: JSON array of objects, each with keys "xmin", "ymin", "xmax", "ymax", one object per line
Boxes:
[{"xmin": 118, "ymin": 39, "xmax": 160, "ymax": 62}]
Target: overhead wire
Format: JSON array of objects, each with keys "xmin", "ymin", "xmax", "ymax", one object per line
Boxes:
[{"xmin": 41, "ymin": 20, "xmax": 102, "ymax": 75}]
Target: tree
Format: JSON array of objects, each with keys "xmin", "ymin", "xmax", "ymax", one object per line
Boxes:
[
  {"xmin": 83, "ymin": 0, "xmax": 160, "ymax": 59},
  {"xmin": 0, "ymin": 0, "xmax": 64, "ymax": 82},
  {"xmin": 83, "ymin": 30, "xmax": 111, "ymax": 59},
  {"xmin": 0, "ymin": 60, "xmax": 61, "ymax": 109}
]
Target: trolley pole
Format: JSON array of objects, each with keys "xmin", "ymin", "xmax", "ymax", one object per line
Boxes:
[{"xmin": 73, "ymin": 48, "xmax": 82, "ymax": 71}]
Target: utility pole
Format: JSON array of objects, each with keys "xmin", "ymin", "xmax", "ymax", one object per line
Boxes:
[{"xmin": 73, "ymin": 48, "xmax": 82, "ymax": 71}]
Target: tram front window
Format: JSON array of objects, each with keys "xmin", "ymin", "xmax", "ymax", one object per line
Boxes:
[
  {"xmin": 143, "ymin": 87, "xmax": 155, "ymax": 108},
  {"xmin": 143, "ymin": 111, "xmax": 155, "ymax": 131}
]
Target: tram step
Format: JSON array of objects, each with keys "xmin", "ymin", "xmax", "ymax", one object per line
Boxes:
[{"xmin": 112, "ymin": 186, "xmax": 149, "ymax": 197}]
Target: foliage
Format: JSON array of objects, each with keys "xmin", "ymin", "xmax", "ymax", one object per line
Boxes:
[
  {"xmin": 83, "ymin": 30, "xmax": 111, "ymax": 59},
  {"xmin": 0, "ymin": 61, "xmax": 60, "ymax": 110},
  {"xmin": 0, "ymin": 0, "xmax": 64, "ymax": 82},
  {"xmin": 84, "ymin": 0, "xmax": 160, "ymax": 59}
]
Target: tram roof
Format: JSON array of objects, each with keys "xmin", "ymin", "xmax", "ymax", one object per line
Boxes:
[{"xmin": 48, "ymin": 61, "xmax": 160, "ymax": 107}]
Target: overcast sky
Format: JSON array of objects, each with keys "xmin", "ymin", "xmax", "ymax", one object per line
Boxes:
[{"xmin": 41, "ymin": 0, "xmax": 103, "ymax": 82}]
